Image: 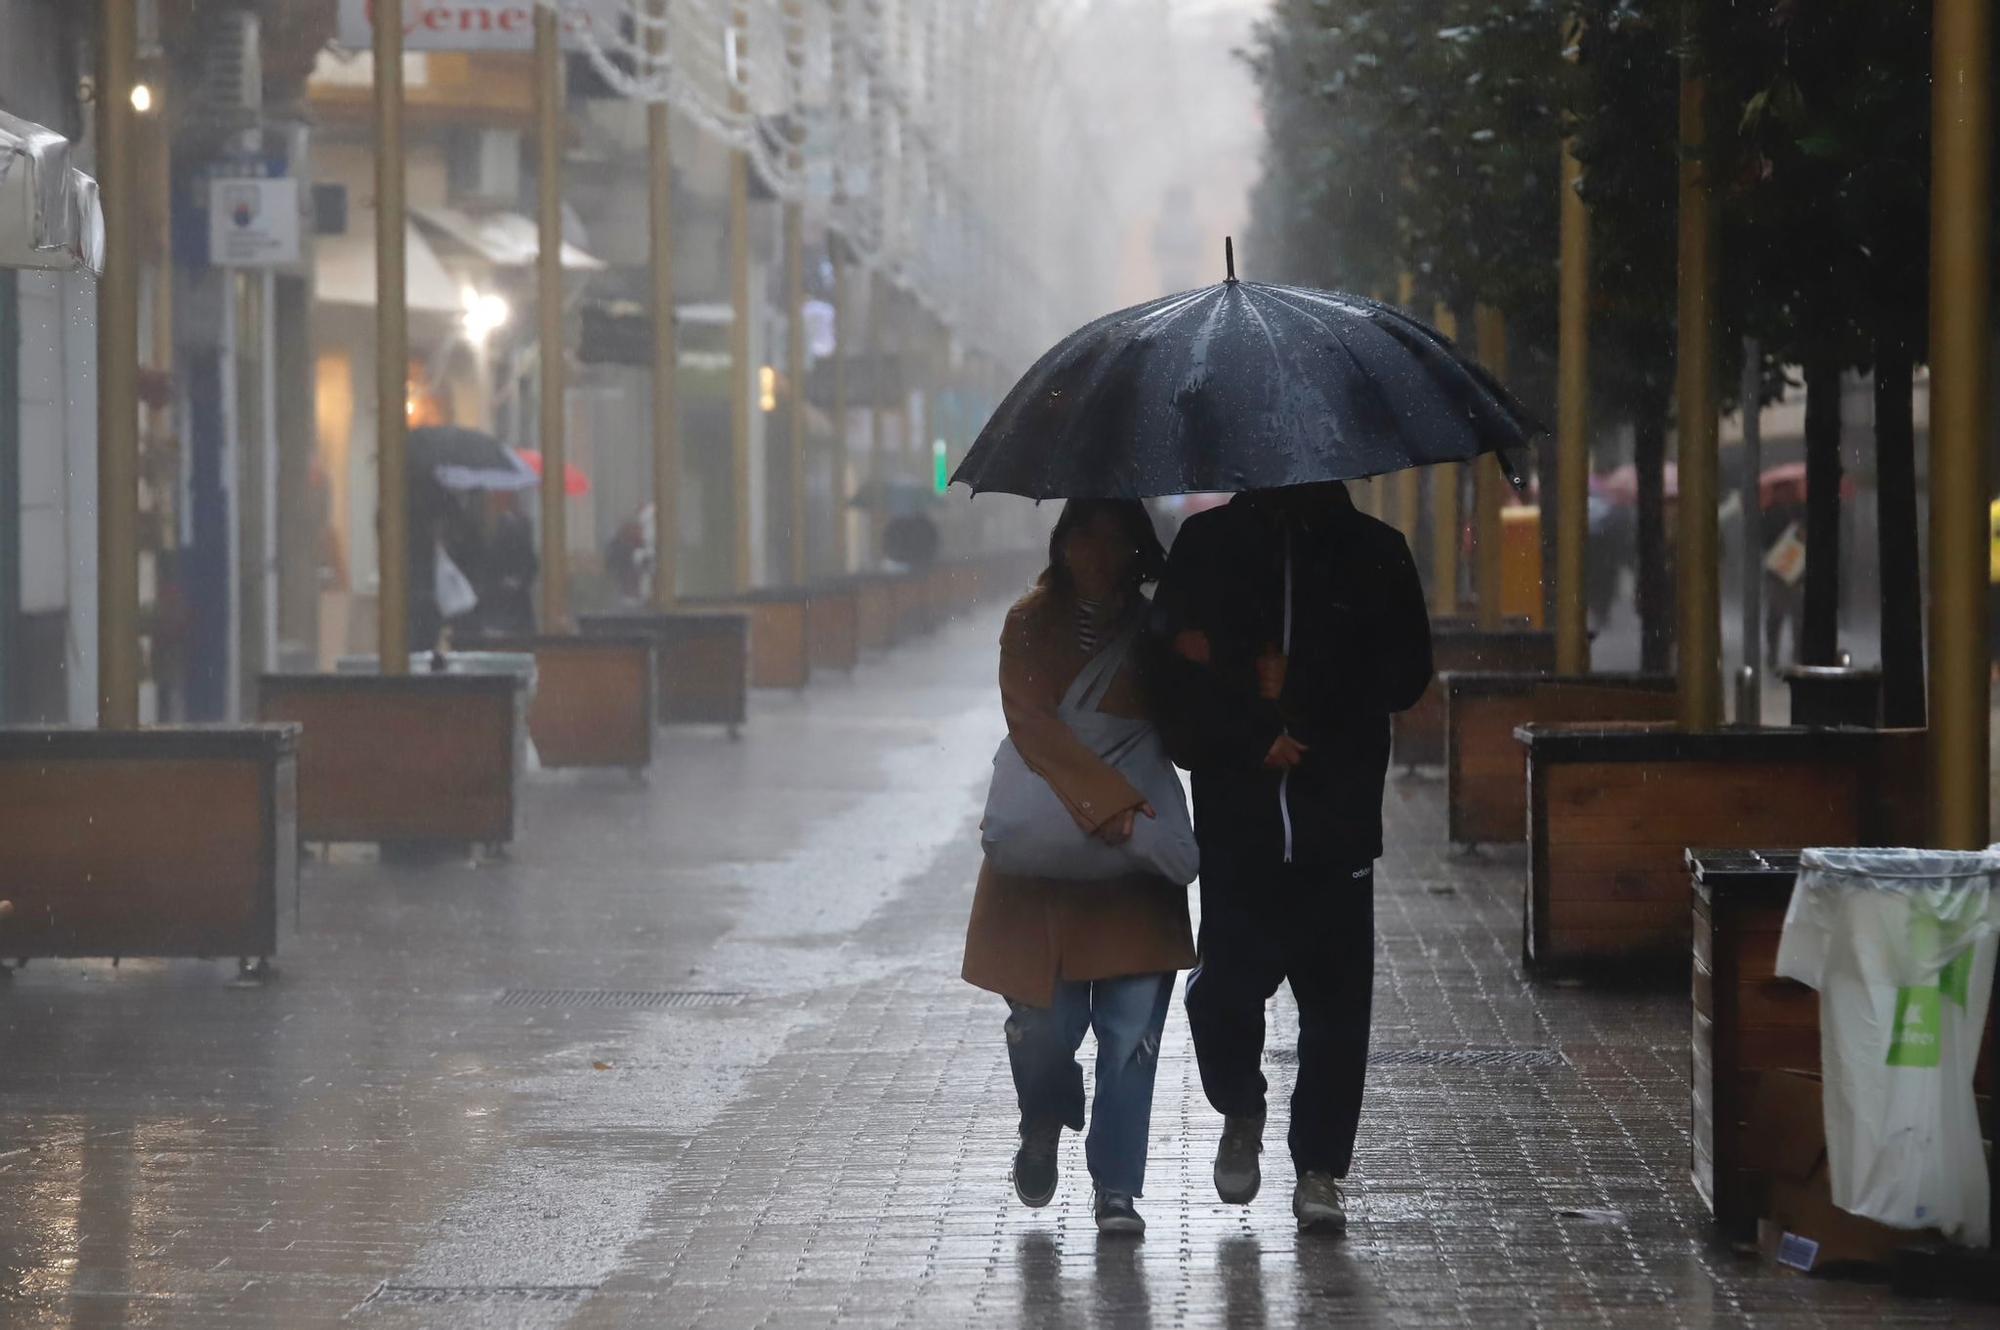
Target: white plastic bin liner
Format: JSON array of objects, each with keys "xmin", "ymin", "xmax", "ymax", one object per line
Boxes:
[{"xmin": 1776, "ymin": 846, "xmax": 2000, "ymax": 1245}]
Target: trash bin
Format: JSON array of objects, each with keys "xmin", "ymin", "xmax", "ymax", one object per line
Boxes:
[
  {"xmin": 1776, "ymin": 847, "xmax": 2000, "ymax": 1245},
  {"xmin": 1781, "ymin": 665, "xmax": 1884, "ymax": 728}
]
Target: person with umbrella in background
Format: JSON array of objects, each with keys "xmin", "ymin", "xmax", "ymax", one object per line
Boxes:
[{"xmin": 952, "ymin": 241, "xmax": 1540, "ymax": 1236}]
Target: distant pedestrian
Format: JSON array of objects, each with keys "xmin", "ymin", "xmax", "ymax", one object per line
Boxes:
[
  {"xmin": 483, "ymin": 496, "xmax": 539, "ymax": 636},
  {"xmin": 961, "ymin": 499, "xmax": 1195, "ymax": 1237},
  {"xmin": 1152, "ymin": 481, "xmax": 1431, "ymax": 1233}
]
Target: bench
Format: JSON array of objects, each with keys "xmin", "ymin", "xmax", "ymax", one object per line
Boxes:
[
  {"xmin": 1445, "ymin": 673, "xmax": 1676, "ymax": 847},
  {"xmin": 1395, "ymin": 622, "xmax": 1556, "ymax": 770},
  {"xmin": 259, "ymin": 673, "xmax": 527, "ymax": 848},
  {"xmin": 0, "ymin": 727, "xmax": 296, "ymax": 974},
  {"xmin": 579, "ymin": 611, "xmax": 750, "ymax": 734},
  {"xmin": 1518, "ymin": 725, "xmax": 1924, "ymax": 975}
]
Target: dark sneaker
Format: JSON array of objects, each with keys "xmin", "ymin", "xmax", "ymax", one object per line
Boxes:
[
  {"xmin": 1012, "ymin": 1121, "xmax": 1062, "ymax": 1208},
  {"xmin": 1094, "ymin": 1187, "xmax": 1146, "ymax": 1236},
  {"xmin": 1213, "ymin": 1114, "xmax": 1264, "ymax": 1204},
  {"xmin": 1293, "ymin": 1171, "xmax": 1346, "ymax": 1233}
]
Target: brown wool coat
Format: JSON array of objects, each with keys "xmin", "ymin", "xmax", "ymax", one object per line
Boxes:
[{"xmin": 960, "ymin": 586, "xmax": 1197, "ymax": 1008}]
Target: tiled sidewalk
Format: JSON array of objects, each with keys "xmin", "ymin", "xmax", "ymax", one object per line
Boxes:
[{"xmin": 0, "ymin": 614, "xmax": 1989, "ymax": 1327}]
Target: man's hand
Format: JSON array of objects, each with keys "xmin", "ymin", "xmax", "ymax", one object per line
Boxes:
[
  {"xmin": 1255, "ymin": 651, "xmax": 1288, "ymax": 701},
  {"xmin": 1093, "ymin": 802, "xmax": 1156, "ymax": 846},
  {"xmin": 1173, "ymin": 630, "xmax": 1213, "ymax": 666},
  {"xmin": 1263, "ymin": 734, "xmax": 1309, "ymax": 770}
]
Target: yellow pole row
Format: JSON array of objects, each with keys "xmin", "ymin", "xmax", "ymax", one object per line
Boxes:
[
  {"xmin": 374, "ymin": 0, "xmax": 410, "ymax": 672},
  {"xmin": 97, "ymin": 0, "xmax": 141, "ymax": 722},
  {"xmin": 1675, "ymin": 7, "xmax": 1722, "ymax": 730},
  {"xmin": 1554, "ymin": 139, "xmax": 1592, "ymax": 676},
  {"xmin": 1473, "ymin": 305, "xmax": 1508, "ymax": 630},
  {"xmin": 535, "ymin": 7, "xmax": 568, "ymax": 630},
  {"xmin": 1929, "ymin": 0, "xmax": 1993, "ymax": 848},
  {"xmin": 647, "ymin": 3, "xmax": 680, "ymax": 610}
]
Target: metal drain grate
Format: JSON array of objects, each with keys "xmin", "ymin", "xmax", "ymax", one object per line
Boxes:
[
  {"xmin": 1272, "ymin": 1046, "xmax": 1567, "ymax": 1070},
  {"xmin": 495, "ymin": 989, "xmax": 746, "ymax": 1010},
  {"xmin": 359, "ymin": 1283, "xmax": 596, "ymax": 1307}
]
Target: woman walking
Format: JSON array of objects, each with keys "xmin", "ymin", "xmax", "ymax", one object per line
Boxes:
[{"xmin": 962, "ymin": 500, "xmax": 1195, "ymax": 1236}]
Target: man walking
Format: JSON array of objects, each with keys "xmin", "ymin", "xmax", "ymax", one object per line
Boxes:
[{"xmin": 1152, "ymin": 481, "xmax": 1431, "ymax": 1231}]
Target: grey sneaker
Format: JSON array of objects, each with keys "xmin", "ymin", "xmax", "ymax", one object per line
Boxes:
[
  {"xmin": 1012, "ymin": 1122, "xmax": 1062, "ymax": 1208},
  {"xmin": 1213, "ymin": 1114, "xmax": 1264, "ymax": 1204},
  {"xmin": 1293, "ymin": 1171, "xmax": 1346, "ymax": 1232},
  {"xmin": 1094, "ymin": 1186, "xmax": 1146, "ymax": 1236}
]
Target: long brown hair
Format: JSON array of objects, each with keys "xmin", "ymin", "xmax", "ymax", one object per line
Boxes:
[{"xmin": 1039, "ymin": 499, "xmax": 1168, "ymax": 601}]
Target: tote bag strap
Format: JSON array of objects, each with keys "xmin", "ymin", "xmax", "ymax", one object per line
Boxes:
[{"xmin": 1061, "ymin": 627, "xmax": 1138, "ymax": 718}]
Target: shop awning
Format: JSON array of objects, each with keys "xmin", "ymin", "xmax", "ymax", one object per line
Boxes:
[
  {"xmin": 313, "ymin": 221, "xmax": 461, "ymax": 315},
  {"xmin": 0, "ymin": 109, "xmax": 103, "ymax": 275},
  {"xmin": 412, "ymin": 205, "xmax": 604, "ymax": 271}
]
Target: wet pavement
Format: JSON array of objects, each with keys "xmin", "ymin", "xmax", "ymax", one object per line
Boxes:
[{"xmin": 0, "ymin": 610, "xmax": 1990, "ymax": 1328}]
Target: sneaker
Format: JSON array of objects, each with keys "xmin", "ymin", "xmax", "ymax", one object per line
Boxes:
[
  {"xmin": 1293, "ymin": 1171, "xmax": 1347, "ymax": 1233},
  {"xmin": 1213, "ymin": 1114, "xmax": 1264, "ymax": 1204},
  {"xmin": 1094, "ymin": 1186, "xmax": 1146, "ymax": 1236},
  {"xmin": 1012, "ymin": 1121, "xmax": 1062, "ymax": 1208}
]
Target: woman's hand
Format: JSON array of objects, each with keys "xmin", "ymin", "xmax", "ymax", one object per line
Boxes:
[
  {"xmin": 1255, "ymin": 651, "xmax": 1288, "ymax": 701},
  {"xmin": 1263, "ymin": 734, "xmax": 1309, "ymax": 770},
  {"xmin": 1174, "ymin": 630, "xmax": 1213, "ymax": 665},
  {"xmin": 1093, "ymin": 802, "xmax": 1156, "ymax": 846}
]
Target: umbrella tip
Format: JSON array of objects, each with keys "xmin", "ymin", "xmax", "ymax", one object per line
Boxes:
[{"xmin": 1225, "ymin": 236, "xmax": 1237, "ymax": 283}]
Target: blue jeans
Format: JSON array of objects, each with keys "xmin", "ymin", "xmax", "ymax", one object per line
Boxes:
[{"xmin": 1004, "ymin": 972, "xmax": 1174, "ymax": 1196}]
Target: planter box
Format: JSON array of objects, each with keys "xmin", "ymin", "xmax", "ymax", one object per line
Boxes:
[
  {"xmin": 0, "ymin": 726, "xmax": 297, "ymax": 966},
  {"xmin": 1687, "ymin": 849, "xmax": 1997, "ymax": 1240},
  {"xmin": 685, "ymin": 592, "xmax": 812, "ymax": 690},
  {"xmin": 806, "ymin": 583, "xmax": 861, "ymax": 674},
  {"xmin": 578, "ymin": 611, "xmax": 749, "ymax": 732},
  {"xmin": 480, "ymin": 635, "xmax": 654, "ymax": 771},
  {"xmin": 853, "ymin": 574, "xmax": 899, "ymax": 652},
  {"xmin": 1445, "ymin": 673, "xmax": 1676, "ymax": 847},
  {"xmin": 890, "ymin": 571, "xmax": 936, "ymax": 640},
  {"xmin": 1395, "ymin": 623, "xmax": 1556, "ymax": 769},
  {"xmin": 258, "ymin": 673, "xmax": 526, "ymax": 847},
  {"xmin": 1517, "ymin": 725, "xmax": 1924, "ymax": 975}
]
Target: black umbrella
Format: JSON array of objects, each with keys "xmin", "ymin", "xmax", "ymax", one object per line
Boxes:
[
  {"xmin": 952, "ymin": 242, "xmax": 1542, "ymax": 500},
  {"xmin": 408, "ymin": 425, "xmax": 537, "ymax": 493}
]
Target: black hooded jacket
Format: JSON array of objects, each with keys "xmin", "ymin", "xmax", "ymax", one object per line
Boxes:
[{"xmin": 1150, "ymin": 486, "xmax": 1432, "ymax": 868}]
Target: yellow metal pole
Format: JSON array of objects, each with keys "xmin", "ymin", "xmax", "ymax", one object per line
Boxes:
[
  {"xmin": 867, "ymin": 272, "xmax": 886, "ymax": 563},
  {"xmin": 831, "ymin": 244, "xmax": 851, "ymax": 574},
  {"xmin": 1675, "ymin": 6, "xmax": 1722, "ymax": 729},
  {"xmin": 374, "ymin": 0, "xmax": 410, "ymax": 673},
  {"xmin": 97, "ymin": 0, "xmax": 140, "ymax": 725},
  {"xmin": 647, "ymin": 6, "xmax": 679, "ymax": 611},
  {"xmin": 1429, "ymin": 305, "xmax": 1462, "ymax": 620},
  {"xmin": 535, "ymin": 7, "xmax": 568, "ymax": 630},
  {"xmin": 1929, "ymin": 0, "xmax": 1993, "ymax": 848},
  {"xmin": 1555, "ymin": 139, "xmax": 1592, "ymax": 675},
  {"xmin": 1473, "ymin": 305, "xmax": 1509, "ymax": 629},
  {"xmin": 785, "ymin": 199, "xmax": 808, "ymax": 586},
  {"xmin": 728, "ymin": 147, "xmax": 753, "ymax": 592}
]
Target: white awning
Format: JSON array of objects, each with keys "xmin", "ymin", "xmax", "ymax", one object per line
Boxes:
[
  {"xmin": 313, "ymin": 221, "xmax": 461, "ymax": 315},
  {"xmin": 0, "ymin": 109, "xmax": 102, "ymax": 275},
  {"xmin": 412, "ymin": 205, "xmax": 604, "ymax": 271}
]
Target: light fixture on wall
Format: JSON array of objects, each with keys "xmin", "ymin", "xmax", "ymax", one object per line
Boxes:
[
  {"xmin": 461, "ymin": 287, "xmax": 510, "ymax": 344},
  {"xmin": 129, "ymin": 83, "xmax": 155, "ymax": 113},
  {"xmin": 759, "ymin": 364, "xmax": 778, "ymax": 413}
]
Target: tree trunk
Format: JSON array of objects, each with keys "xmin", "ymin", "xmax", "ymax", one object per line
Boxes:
[
  {"xmin": 1801, "ymin": 352, "xmax": 1844, "ymax": 665},
  {"xmin": 1874, "ymin": 336, "xmax": 1925, "ymax": 727},
  {"xmin": 1635, "ymin": 400, "xmax": 1673, "ymax": 673}
]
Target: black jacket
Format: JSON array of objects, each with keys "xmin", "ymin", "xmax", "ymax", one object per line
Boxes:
[{"xmin": 1151, "ymin": 487, "xmax": 1432, "ymax": 867}]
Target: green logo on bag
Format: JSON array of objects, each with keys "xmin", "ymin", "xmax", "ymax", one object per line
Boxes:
[
  {"xmin": 1887, "ymin": 985, "xmax": 1943, "ymax": 1068},
  {"xmin": 1940, "ymin": 949, "xmax": 1974, "ymax": 1008}
]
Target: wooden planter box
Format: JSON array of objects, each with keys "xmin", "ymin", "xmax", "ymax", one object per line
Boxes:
[
  {"xmin": 1517, "ymin": 725, "xmax": 1923, "ymax": 975},
  {"xmin": 1688, "ymin": 849, "xmax": 1997, "ymax": 1240},
  {"xmin": 806, "ymin": 583, "xmax": 861, "ymax": 674},
  {"xmin": 1445, "ymin": 673, "xmax": 1676, "ymax": 847},
  {"xmin": 1395, "ymin": 622, "xmax": 1557, "ymax": 769},
  {"xmin": 258, "ymin": 674, "xmax": 526, "ymax": 847},
  {"xmin": 579, "ymin": 611, "xmax": 749, "ymax": 733},
  {"xmin": 891, "ymin": 571, "xmax": 936, "ymax": 640},
  {"xmin": 0, "ymin": 727, "xmax": 297, "ymax": 968},
  {"xmin": 481, "ymin": 635, "xmax": 655, "ymax": 771},
  {"xmin": 683, "ymin": 593, "xmax": 810, "ymax": 690},
  {"xmin": 854, "ymin": 574, "xmax": 899, "ymax": 652}
]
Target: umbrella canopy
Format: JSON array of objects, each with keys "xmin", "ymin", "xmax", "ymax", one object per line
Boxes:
[
  {"xmin": 951, "ymin": 253, "xmax": 1541, "ymax": 500},
  {"xmin": 514, "ymin": 448, "xmax": 591, "ymax": 497},
  {"xmin": 409, "ymin": 426, "xmax": 537, "ymax": 492}
]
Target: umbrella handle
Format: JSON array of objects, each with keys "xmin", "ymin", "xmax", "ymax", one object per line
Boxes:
[{"xmin": 1225, "ymin": 236, "xmax": 1236, "ymax": 284}]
